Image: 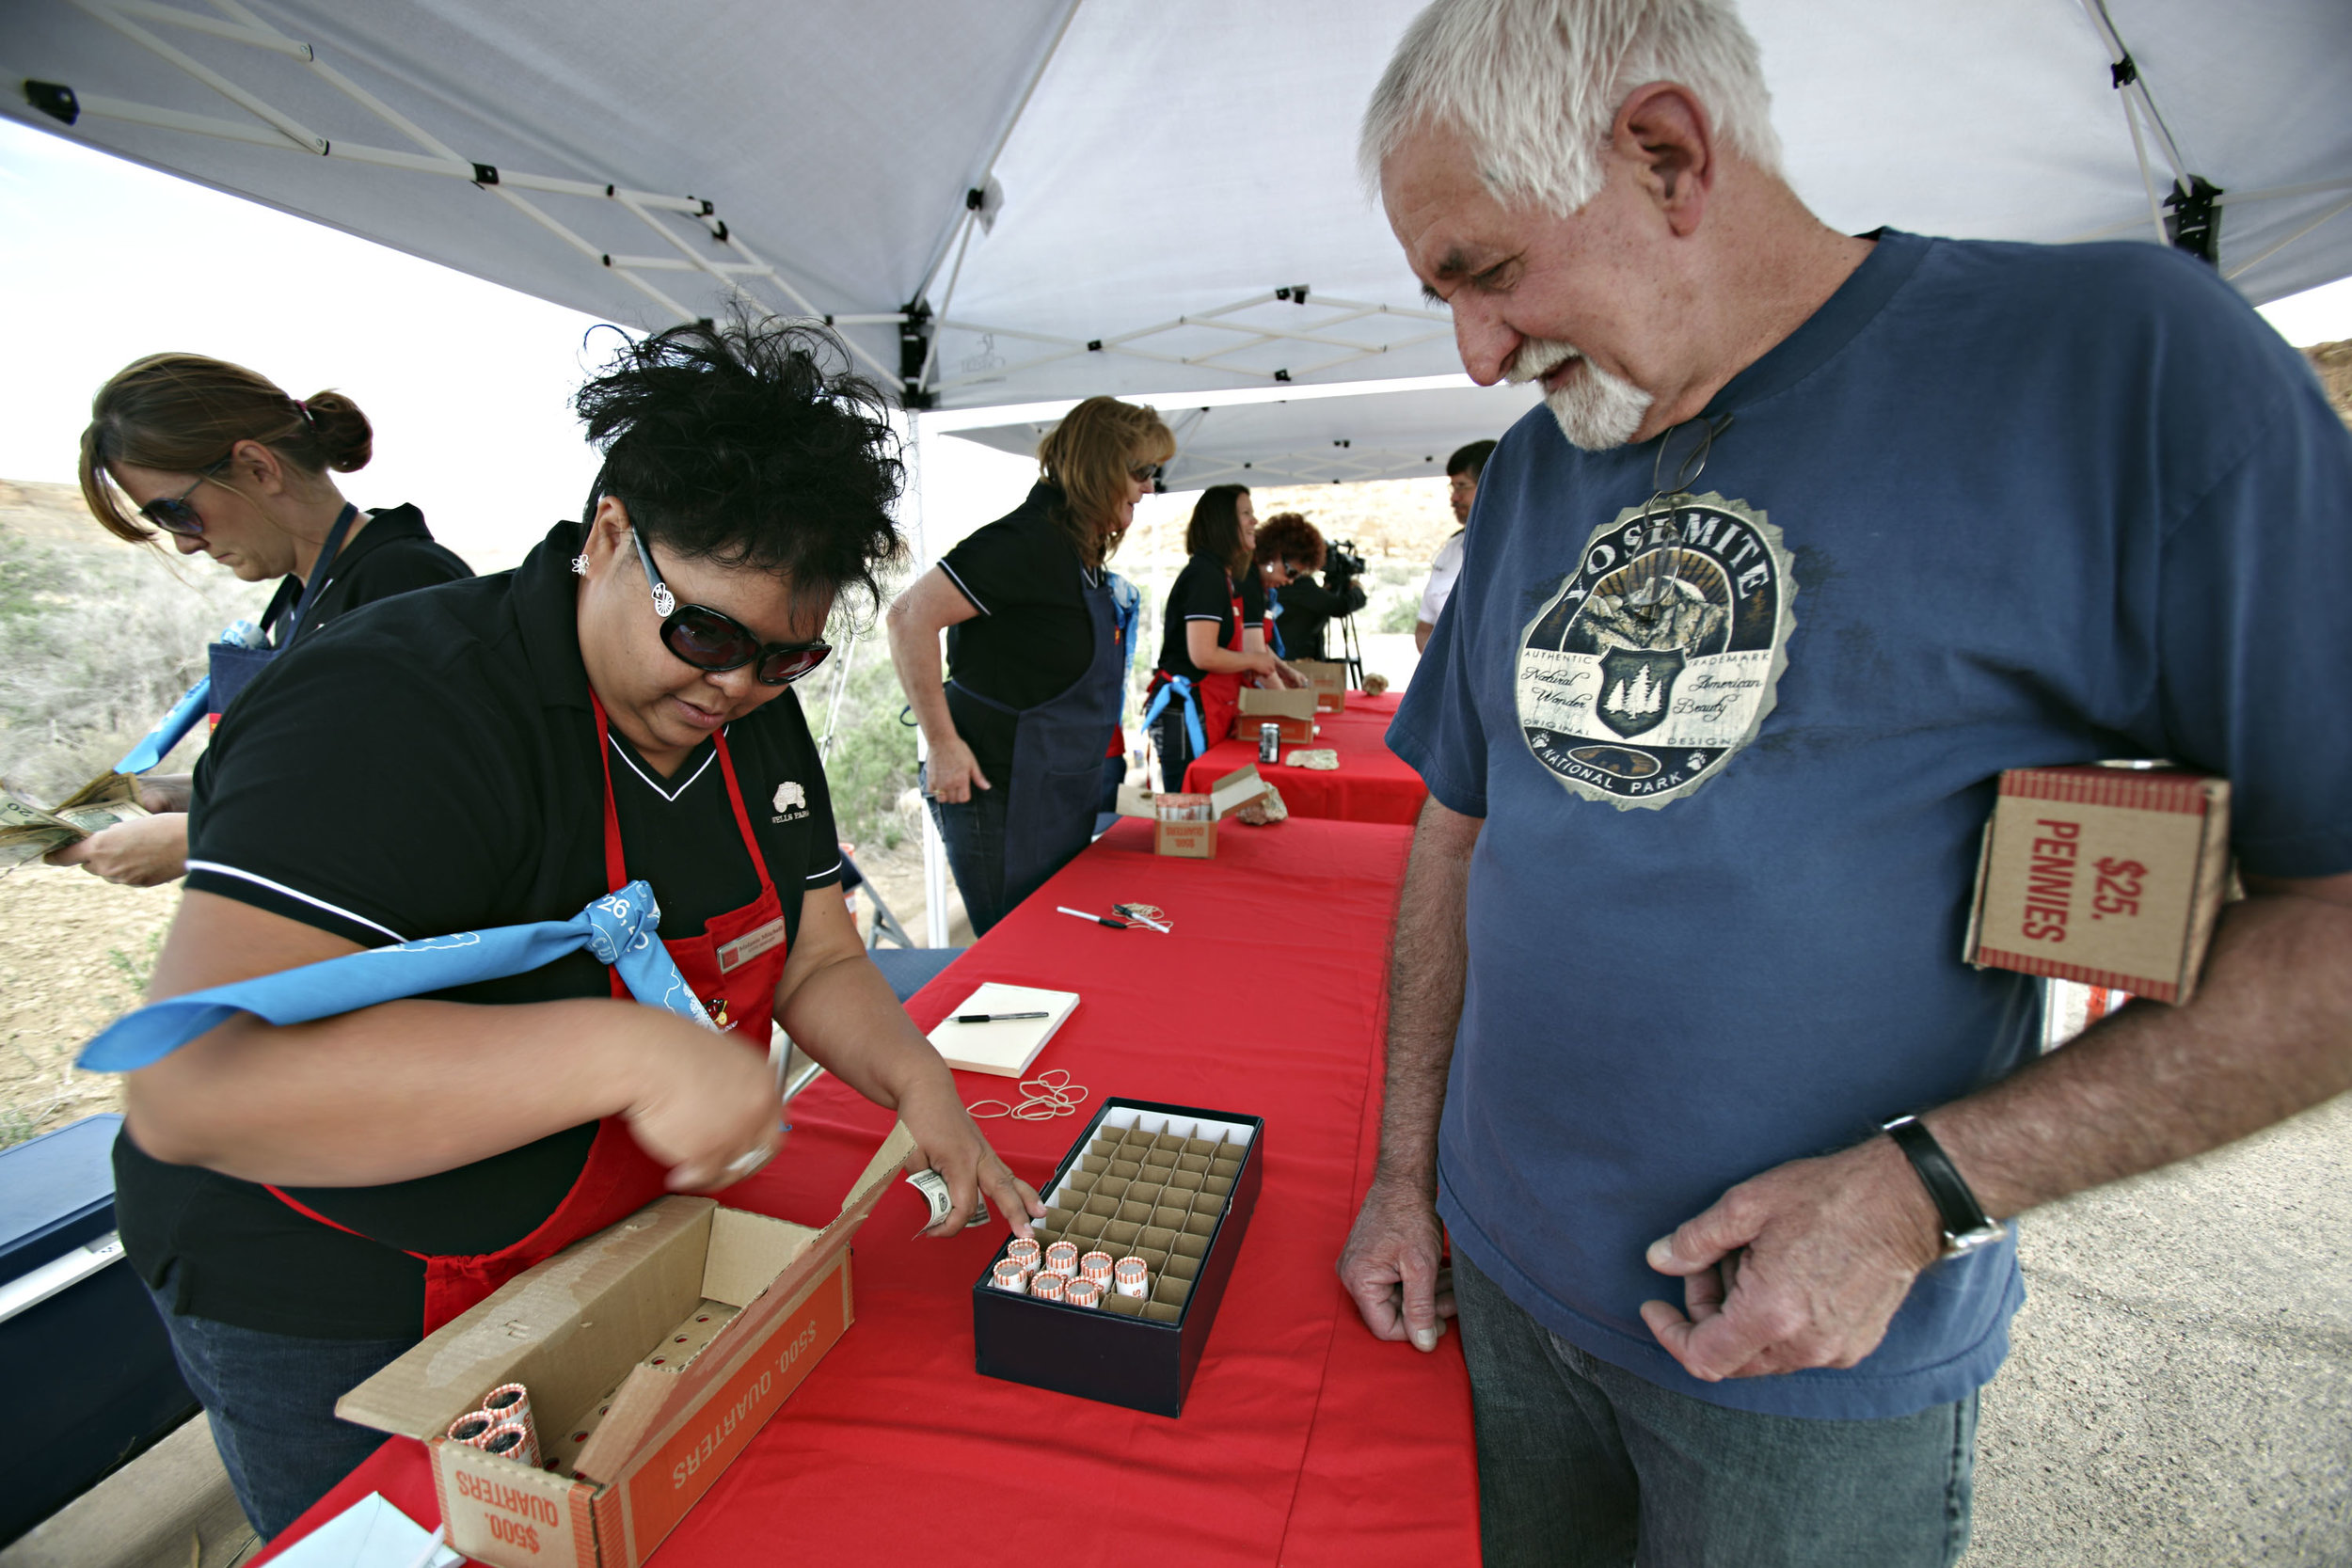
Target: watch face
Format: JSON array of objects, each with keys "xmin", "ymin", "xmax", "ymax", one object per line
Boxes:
[{"xmin": 1940, "ymin": 1219, "xmax": 2009, "ymax": 1259}]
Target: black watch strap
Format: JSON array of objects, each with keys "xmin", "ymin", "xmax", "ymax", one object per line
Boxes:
[{"xmin": 1882, "ymin": 1116, "xmax": 2005, "ymax": 1258}]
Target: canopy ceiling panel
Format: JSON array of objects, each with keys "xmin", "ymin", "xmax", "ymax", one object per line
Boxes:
[
  {"xmin": 4, "ymin": 0, "xmax": 2346, "ymax": 425},
  {"xmin": 950, "ymin": 381, "xmax": 1544, "ymax": 490}
]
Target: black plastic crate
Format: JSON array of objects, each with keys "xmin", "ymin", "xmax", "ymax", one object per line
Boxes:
[{"xmin": 972, "ymin": 1098, "xmax": 1263, "ymax": 1417}]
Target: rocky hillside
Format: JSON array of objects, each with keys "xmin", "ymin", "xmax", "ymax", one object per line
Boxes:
[{"xmin": 2308, "ymin": 340, "xmax": 2352, "ymax": 425}]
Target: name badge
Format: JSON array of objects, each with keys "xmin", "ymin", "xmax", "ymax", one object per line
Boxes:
[{"xmin": 716, "ymin": 917, "xmax": 787, "ymax": 974}]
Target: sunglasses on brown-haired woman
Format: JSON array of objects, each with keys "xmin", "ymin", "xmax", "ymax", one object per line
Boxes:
[
  {"xmin": 631, "ymin": 528, "xmax": 832, "ymax": 686},
  {"xmin": 138, "ymin": 455, "xmax": 233, "ymax": 537}
]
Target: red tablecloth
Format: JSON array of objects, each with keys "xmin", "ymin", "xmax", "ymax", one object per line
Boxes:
[
  {"xmin": 256, "ymin": 816, "xmax": 1476, "ymax": 1566},
  {"xmin": 1184, "ymin": 690, "xmax": 1427, "ymax": 826}
]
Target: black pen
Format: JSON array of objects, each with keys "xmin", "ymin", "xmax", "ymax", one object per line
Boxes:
[{"xmin": 953, "ymin": 1010, "xmax": 1051, "ymax": 1023}]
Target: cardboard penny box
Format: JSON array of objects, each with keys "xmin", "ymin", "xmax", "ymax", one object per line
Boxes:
[
  {"xmin": 1963, "ymin": 765, "xmax": 2233, "ymax": 1004},
  {"xmin": 1238, "ymin": 684, "xmax": 1319, "ymax": 742},
  {"xmin": 1291, "ymin": 658, "xmax": 1348, "ymax": 713},
  {"xmin": 974, "ymin": 1098, "xmax": 1263, "ymax": 1417},
  {"xmin": 1120, "ymin": 766, "xmax": 1276, "ymax": 860},
  {"xmin": 335, "ymin": 1125, "xmax": 915, "ymax": 1568}
]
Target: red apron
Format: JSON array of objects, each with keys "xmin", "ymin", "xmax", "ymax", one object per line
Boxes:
[
  {"xmin": 267, "ymin": 697, "xmax": 790, "ymax": 1333},
  {"xmin": 1194, "ymin": 575, "xmax": 1256, "ymax": 747}
]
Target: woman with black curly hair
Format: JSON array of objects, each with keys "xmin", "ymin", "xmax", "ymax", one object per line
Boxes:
[{"xmin": 106, "ymin": 319, "xmax": 1041, "ymax": 1538}]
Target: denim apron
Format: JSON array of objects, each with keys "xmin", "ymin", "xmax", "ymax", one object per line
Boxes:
[{"xmin": 946, "ymin": 564, "xmax": 1120, "ymax": 900}]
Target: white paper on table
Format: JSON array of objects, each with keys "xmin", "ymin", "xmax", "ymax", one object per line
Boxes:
[{"xmin": 266, "ymin": 1491, "xmax": 464, "ymax": 1568}]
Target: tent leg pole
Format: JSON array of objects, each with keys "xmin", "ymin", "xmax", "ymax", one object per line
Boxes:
[{"xmin": 902, "ymin": 412, "xmax": 954, "ymax": 950}]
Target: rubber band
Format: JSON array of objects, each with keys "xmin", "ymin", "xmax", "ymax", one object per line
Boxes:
[{"xmin": 968, "ymin": 1068, "xmax": 1089, "ymax": 1121}]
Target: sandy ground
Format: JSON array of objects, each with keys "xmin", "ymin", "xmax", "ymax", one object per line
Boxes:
[{"xmin": 0, "ymin": 863, "xmax": 177, "ymax": 1141}]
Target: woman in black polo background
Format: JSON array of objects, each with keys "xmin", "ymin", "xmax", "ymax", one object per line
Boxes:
[
  {"xmin": 1147, "ymin": 483, "xmax": 1301, "ymax": 790},
  {"xmin": 886, "ymin": 396, "xmax": 1175, "ymax": 933},
  {"xmin": 114, "ymin": 320, "xmax": 1038, "ymax": 1537},
  {"xmin": 56, "ymin": 353, "xmax": 471, "ymax": 886},
  {"xmin": 1255, "ymin": 511, "xmax": 1366, "ymax": 664}
]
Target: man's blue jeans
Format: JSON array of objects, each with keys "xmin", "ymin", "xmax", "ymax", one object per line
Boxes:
[
  {"xmin": 1454, "ymin": 1253, "xmax": 1977, "ymax": 1567},
  {"xmin": 146, "ymin": 1279, "xmax": 415, "ymax": 1539}
]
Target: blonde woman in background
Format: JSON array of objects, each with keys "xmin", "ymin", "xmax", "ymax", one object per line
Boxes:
[
  {"xmin": 58, "ymin": 354, "xmax": 470, "ymax": 885},
  {"xmin": 886, "ymin": 395, "xmax": 1174, "ymax": 933}
]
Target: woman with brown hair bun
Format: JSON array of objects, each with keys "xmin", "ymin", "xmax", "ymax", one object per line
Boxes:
[
  {"xmin": 887, "ymin": 395, "xmax": 1175, "ymax": 934},
  {"xmin": 1254, "ymin": 511, "xmax": 1366, "ymax": 664},
  {"xmin": 59, "ymin": 353, "xmax": 471, "ymax": 885},
  {"xmin": 1144, "ymin": 483, "xmax": 1304, "ymax": 790}
]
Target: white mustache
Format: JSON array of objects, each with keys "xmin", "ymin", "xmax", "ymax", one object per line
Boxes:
[{"xmin": 1505, "ymin": 340, "xmax": 1581, "ymax": 384}]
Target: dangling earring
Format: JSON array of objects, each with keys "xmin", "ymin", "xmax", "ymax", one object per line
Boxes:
[{"xmin": 571, "ymin": 553, "xmax": 590, "ymax": 576}]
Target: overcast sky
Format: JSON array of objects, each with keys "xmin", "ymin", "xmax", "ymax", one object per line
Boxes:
[{"xmin": 4, "ymin": 114, "xmax": 2346, "ymax": 576}]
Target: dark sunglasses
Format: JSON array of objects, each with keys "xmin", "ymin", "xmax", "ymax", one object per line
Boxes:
[
  {"xmin": 138, "ymin": 455, "xmax": 232, "ymax": 537},
  {"xmin": 631, "ymin": 529, "xmax": 832, "ymax": 686}
]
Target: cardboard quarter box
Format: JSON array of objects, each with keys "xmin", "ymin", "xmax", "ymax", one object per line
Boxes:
[
  {"xmin": 337, "ymin": 1125, "xmax": 916, "ymax": 1568},
  {"xmin": 1239, "ymin": 684, "xmax": 1318, "ymax": 743},
  {"xmin": 1964, "ymin": 765, "xmax": 2232, "ymax": 1004},
  {"xmin": 1291, "ymin": 658, "xmax": 1348, "ymax": 712},
  {"xmin": 973, "ymin": 1098, "xmax": 1263, "ymax": 1418}
]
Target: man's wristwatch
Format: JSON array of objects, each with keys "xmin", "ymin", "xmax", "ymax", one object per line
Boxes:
[{"xmin": 1881, "ymin": 1115, "xmax": 2006, "ymax": 1259}]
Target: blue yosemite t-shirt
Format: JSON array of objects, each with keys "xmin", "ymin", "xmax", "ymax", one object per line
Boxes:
[{"xmin": 1389, "ymin": 230, "xmax": 2352, "ymax": 1418}]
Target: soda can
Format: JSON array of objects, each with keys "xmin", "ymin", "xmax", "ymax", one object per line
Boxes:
[{"xmin": 1259, "ymin": 722, "xmax": 1280, "ymax": 763}]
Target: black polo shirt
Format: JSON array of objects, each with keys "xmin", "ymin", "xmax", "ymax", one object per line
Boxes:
[
  {"xmin": 117, "ymin": 520, "xmax": 842, "ymax": 1338},
  {"xmin": 937, "ymin": 483, "xmax": 1102, "ymax": 784},
  {"xmin": 1154, "ymin": 553, "xmax": 1262, "ymax": 682},
  {"xmin": 262, "ymin": 502, "xmax": 474, "ymax": 647},
  {"xmin": 1269, "ymin": 571, "xmax": 1365, "ymax": 663}
]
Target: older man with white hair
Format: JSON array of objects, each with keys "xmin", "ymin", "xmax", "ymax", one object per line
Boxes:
[{"xmin": 1337, "ymin": 1, "xmax": 2352, "ymax": 1563}]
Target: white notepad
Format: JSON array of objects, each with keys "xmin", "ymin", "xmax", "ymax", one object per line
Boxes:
[{"xmin": 927, "ymin": 983, "xmax": 1081, "ymax": 1077}]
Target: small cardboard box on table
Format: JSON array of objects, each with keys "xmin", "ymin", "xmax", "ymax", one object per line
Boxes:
[
  {"xmin": 1963, "ymin": 765, "xmax": 2233, "ymax": 1004},
  {"xmin": 1238, "ymin": 684, "xmax": 1319, "ymax": 743},
  {"xmin": 336, "ymin": 1124, "xmax": 916, "ymax": 1568},
  {"xmin": 1124, "ymin": 766, "xmax": 1273, "ymax": 859},
  {"xmin": 1290, "ymin": 658, "xmax": 1348, "ymax": 712}
]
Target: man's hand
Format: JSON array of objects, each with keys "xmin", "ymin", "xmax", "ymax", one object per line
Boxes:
[
  {"xmin": 1639, "ymin": 1134, "xmax": 1944, "ymax": 1381},
  {"xmin": 46, "ymin": 814, "xmax": 189, "ymax": 886},
  {"xmin": 924, "ymin": 735, "xmax": 992, "ymax": 804},
  {"xmin": 1338, "ymin": 1171, "xmax": 1457, "ymax": 1351},
  {"xmin": 897, "ymin": 1076, "xmax": 1044, "ymax": 1239}
]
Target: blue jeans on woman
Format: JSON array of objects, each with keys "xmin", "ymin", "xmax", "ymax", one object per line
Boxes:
[
  {"xmin": 145, "ymin": 1277, "xmax": 415, "ymax": 1539},
  {"xmin": 1454, "ymin": 1253, "xmax": 1977, "ymax": 1567},
  {"xmin": 924, "ymin": 764, "xmax": 1014, "ymax": 936}
]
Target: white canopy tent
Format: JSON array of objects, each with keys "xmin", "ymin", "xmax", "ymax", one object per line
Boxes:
[
  {"xmin": 6, "ymin": 0, "xmax": 2349, "ymax": 415},
  {"xmin": 946, "ymin": 377, "xmax": 1543, "ymax": 490},
  {"xmin": 6, "ymin": 0, "xmax": 2349, "ymax": 939}
]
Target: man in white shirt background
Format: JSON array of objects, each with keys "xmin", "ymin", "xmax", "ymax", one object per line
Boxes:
[{"xmin": 1414, "ymin": 437, "xmax": 1497, "ymax": 652}]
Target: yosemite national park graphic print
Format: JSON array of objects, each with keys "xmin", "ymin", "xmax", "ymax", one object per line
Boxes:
[{"xmin": 1516, "ymin": 492, "xmax": 1795, "ymax": 809}]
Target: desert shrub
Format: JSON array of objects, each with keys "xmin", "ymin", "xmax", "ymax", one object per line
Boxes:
[
  {"xmin": 806, "ymin": 630, "xmax": 920, "ymax": 851},
  {"xmin": 0, "ymin": 532, "xmax": 267, "ymax": 800}
]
